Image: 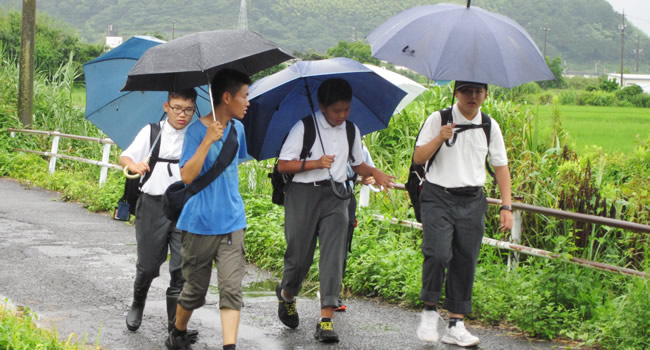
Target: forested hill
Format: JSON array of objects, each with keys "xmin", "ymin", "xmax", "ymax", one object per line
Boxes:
[{"xmin": 1, "ymin": 0, "xmax": 648, "ymax": 71}]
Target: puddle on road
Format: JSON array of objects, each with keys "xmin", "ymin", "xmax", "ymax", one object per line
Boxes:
[{"xmin": 208, "ymin": 279, "xmax": 318, "ymax": 299}]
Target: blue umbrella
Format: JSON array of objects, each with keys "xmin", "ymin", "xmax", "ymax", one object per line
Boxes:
[
  {"xmin": 367, "ymin": 3, "xmax": 554, "ymax": 88},
  {"xmin": 243, "ymin": 57, "xmax": 408, "ymax": 161},
  {"xmin": 83, "ymin": 36, "xmax": 211, "ymax": 150}
]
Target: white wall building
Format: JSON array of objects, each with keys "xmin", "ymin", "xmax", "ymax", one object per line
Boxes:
[{"xmin": 607, "ymin": 73, "xmax": 650, "ymax": 94}]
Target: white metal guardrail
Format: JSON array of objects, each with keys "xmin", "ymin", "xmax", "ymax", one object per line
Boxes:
[
  {"xmin": 7, "ymin": 128, "xmax": 649, "ymax": 278},
  {"xmin": 8, "ymin": 128, "xmax": 119, "ymax": 186}
]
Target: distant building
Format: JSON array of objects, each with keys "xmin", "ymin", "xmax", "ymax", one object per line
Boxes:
[
  {"xmin": 607, "ymin": 73, "xmax": 650, "ymax": 94},
  {"xmin": 105, "ymin": 24, "xmax": 123, "ymax": 50}
]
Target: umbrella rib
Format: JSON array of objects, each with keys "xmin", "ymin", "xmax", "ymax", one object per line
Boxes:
[{"xmin": 86, "ymin": 90, "xmax": 136, "ymax": 117}]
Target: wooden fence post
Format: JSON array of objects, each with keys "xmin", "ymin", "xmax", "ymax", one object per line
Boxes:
[{"xmin": 99, "ymin": 143, "xmax": 112, "ymax": 187}]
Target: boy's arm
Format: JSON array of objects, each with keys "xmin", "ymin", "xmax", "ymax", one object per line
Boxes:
[
  {"xmin": 119, "ymin": 156, "xmax": 149, "ymax": 176},
  {"xmin": 413, "ymin": 123, "xmax": 455, "ymax": 165},
  {"xmin": 352, "ymin": 162, "xmax": 395, "ymax": 191},
  {"xmin": 493, "ymin": 165, "xmax": 513, "ymax": 231},
  {"xmin": 277, "ymin": 155, "xmax": 335, "ymax": 174},
  {"xmin": 180, "ymin": 121, "xmax": 224, "ymax": 184}
]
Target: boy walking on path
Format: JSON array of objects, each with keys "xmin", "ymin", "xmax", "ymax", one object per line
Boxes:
[
  {"xmin": 165, "ymin": 69, "xmax": 251, "ymax": 350},
  {"xmin": 413, "ymin": 81, "xmax": 513, "ymax": 347},
  {"xmin": 119, "ymin": 88, "xmax": 198, "ymax": 336},
  {"xmin": 275, "ymin": 78, "xmax": 395, "ymax": 343}
]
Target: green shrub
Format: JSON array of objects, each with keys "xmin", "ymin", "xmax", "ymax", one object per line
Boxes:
[
  {"xmin": 576, "ymin": 90, "xmax": 617, "ymax": 106},
  {"xmin": 557, "ymin": 89, "xmax": 576, "ymax": 105}
]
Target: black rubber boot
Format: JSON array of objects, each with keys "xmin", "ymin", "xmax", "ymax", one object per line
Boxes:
[
  {"xmin": 166, "ymin": 291, "xmax": 181, "ymax": 332},
  {"xmin": 126, "ymin": 274, "xmax": 151, "ymax": 331}
]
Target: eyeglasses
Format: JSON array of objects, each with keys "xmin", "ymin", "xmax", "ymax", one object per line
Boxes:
[{"xmin": 169, "ymin": 105, "xmax": 195, "ymax": 115}]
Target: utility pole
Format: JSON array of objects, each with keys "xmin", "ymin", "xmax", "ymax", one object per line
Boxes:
[
  {"xmin": 172, "ymin": 19, "xmax": 175, "ymax": 39},
  {"xmin": 618, "ymin": 11, "xmax": 625, "ymax": 87},
  {"xmin": 18, "ymin": 0, "xmax": 36, "ymax": 128},
  {"xmin": 540, "ymin": 24, "xmax": 550, "ymax": 58},
  {"xmin": 633, "ymin": 35, "xmax": 642, "ymax": 74},
  {"xmin": 238, "ymin": 0, "xmax": 248, "ymax": 31}
]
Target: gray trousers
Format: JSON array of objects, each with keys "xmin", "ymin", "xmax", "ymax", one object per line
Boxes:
[
  {"xmin": 419, "ymin": 181, "xmax": 487, "ymax": 315},
  {"xmin": 282, "ymin": 182, "xmax": 349, "ymax": 308},
  {"xmin": 135, "ymin": 193, "xmax": 184, "ymax": 291}
]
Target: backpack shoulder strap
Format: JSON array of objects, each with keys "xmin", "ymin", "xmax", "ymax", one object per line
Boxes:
[
  {"xmin": 481, "ymin": 111, "xmax": 491, "ymax": 145},
  {"xmin": 345, "ymin": 120, "xmax": 356, "ymax": 164},
  {"xmin": 300, "ymin": 116, "xmax": 316, "ymax": 160},
  {"xmin": 424, "ymin": 108, "xmax": 452, "ymax": 172},
  {"xmin": 480, "ymin": 112, "xmax": 496, "ymax": 179},
  {"xmin": 141, "ymin": 122, "xmax": 162, "ymax": 186}
]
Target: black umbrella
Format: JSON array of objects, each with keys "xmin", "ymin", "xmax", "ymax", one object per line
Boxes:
[{"xmin": 121, "ymin": 30, "xmax": 293, "ymax": 92}]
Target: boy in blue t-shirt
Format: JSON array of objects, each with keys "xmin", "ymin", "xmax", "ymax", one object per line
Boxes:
[{"xmin": 165, "ymin": 69, "xmax": 251, "ymax": 350}]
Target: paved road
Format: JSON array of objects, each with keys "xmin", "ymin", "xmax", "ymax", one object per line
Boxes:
[{"xmin": 0, "ymin": 178, "xmax": 560, "ymax": 349}]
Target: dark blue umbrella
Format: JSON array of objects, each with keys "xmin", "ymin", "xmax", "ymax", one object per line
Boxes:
[
  {"xmin": 83, "ymin": 36, "xmax": 211, "ymax": 149},
  {"xmin": 367, "ymin": 3, "xmax": 554, "ymax": 88},
  {"xmin": 243, "ymin": 57, "xmax": 407, "ymax": 161}
]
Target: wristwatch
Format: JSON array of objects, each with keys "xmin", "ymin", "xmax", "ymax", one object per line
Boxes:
[{"xmin": 499, "ymin": 205, "xmax": 513, "ymax": 212}]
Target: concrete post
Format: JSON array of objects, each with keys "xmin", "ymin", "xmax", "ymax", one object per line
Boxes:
[
  {"xmin": 48, "ymin": 133, "xmax": 60, "ymax": 174},
  {"xmin": 18, "ymin": 0, "xmax": 36, "ymax": 128},
  {"xmin": 99, "ymin": 143, "xmax": 111, "ymax": 187}
]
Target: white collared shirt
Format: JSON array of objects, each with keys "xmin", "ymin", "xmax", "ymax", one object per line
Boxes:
[
  {"xmin": 279, "ymin": 111, "xmax": 364, "ymax": 183},
  {"xmin": 415, "ymin": 104, "xmax": 508, "ymax": 188},
  {"xmin": 120, "ymin": 121, "xmax": 188, "ymax": 195}
]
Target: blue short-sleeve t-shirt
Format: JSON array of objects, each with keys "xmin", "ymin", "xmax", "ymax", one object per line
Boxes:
[{"xmin": 176, "ymin": 119, "xmax": 248, "ymax": 235}]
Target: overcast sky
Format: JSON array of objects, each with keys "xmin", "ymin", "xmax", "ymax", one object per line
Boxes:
[{"xmin": 605, "ymin": 0, "xmax": 650, "ymax": 36}]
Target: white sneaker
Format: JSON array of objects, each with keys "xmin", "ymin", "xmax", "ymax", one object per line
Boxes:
[
  {"xmin": 441, "ymin": 321, "xmax": 480, "ymax": 347},
  {"xmin": 416, "ymin": 310, "xmax": 440, "ymax": 342}
]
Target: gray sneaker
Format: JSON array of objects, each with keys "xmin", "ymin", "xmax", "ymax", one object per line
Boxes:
[{"xmin": 165, "ymin": 329, "xmax": 194, "ymax": 350}]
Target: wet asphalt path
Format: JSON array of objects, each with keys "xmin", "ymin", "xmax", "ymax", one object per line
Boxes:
[{"xmin": 0, "ymin": 178, "xmax": 561, "ymax": 350}]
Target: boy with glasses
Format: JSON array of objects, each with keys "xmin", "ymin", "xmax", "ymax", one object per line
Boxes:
[
  {"xmin": 119, "ymin": 88, "xmax": 199, "ymax": 339},
  {"xmin": 413, "ymin": 81, "xmax": 513, "ymax": 347}
]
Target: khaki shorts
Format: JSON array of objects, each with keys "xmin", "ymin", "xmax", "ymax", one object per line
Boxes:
[{"xmin": 178, "ymin": 229, "xmax": 246, "ymax": 311}]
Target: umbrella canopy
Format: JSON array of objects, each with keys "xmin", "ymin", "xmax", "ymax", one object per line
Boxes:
[
  {"xmin": 84, "ymin": 36, "xmax": 212, "ymax": 149},
  {"xmin": 122, "ymin": 30, "xmax": 293, "ymax": 92},
  {"xmin": 367, "ymin": 3, "xmax": 554, "ymax": 88},
  {"xmin": 243, "ymin": 57, "xmax": 407, "ymax": 161},
  {"xmin": 363, "ymin": 64, "xmax": 426, "ymax": 114}
]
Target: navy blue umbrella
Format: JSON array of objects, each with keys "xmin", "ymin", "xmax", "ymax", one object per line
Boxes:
[
  {"xmin": 243, "ymin": 57, "xmax": 407, "ymax": 161},
  {"xmin": 83, "ymin": 36, "xmax": 211, "ymax": 150},
  {"xmin": 367, "ymin": 3, "xmax": 554, "ymax": 88}
]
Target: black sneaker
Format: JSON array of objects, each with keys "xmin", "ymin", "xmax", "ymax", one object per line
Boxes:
[
  {"xmin": 314, "ymin": 318, "xmax": 339, "ymax": 343},
  {"xmin": 165, "ymin": 329, "xmax": 194, "ymax": 350},
  {"xmin": 276, "ymin": 284, "xmax": 299, "ymax": 328}
]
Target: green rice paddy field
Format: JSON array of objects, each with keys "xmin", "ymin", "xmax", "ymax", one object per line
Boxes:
[{"xmin": 525, "ymin": 105, "xmax": 650, "ymax": 154}]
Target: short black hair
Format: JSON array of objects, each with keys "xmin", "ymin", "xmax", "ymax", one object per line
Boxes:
[
  {"xmin": 317, "ymin": 78, "xmax": 352, "ymax": 108},
  {"xmin": 210, "ymin": 69, "xmax": 252, "ymax": 106},
  {"xmin": 168, "ymin": 88, "xmax": 198, "ymax": 102}
]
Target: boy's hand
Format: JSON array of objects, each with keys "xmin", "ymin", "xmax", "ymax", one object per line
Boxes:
[
  {"xmin": 439, "ymin": 123, "xmax": 456, "ymax": 141},
  {"xmin": 361, "ymin": 176, "xmax": 375, "ymax": 185},
  {"xmin": 318, "ymin": 155, "xmax": 335, "ymax": 169},
  {"xmin": 128, "ymin": 161, "xmax": 150, "ymax": 175},
  {"xmin": 499, "ymin": 210, "xmax": 514, "ymax": 231},
  {"xmin": 205, "ymin": 121, "xmax": 224, "ymax": 143},
  {"xmin": 371, "ymin": 168, "xmax": 396, "ymax": 192}
]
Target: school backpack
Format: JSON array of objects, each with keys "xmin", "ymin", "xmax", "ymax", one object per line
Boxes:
[
  {"xmin": 404, "ymin": 108, "xmax": 493, "ymax": 222},
  {"xmin": 269, "ymin": 116, "xmax": 356, "ymax": 206},
  {"xmin": 114, "ymin": 122, "xmax": 178, "ymax": 220}
]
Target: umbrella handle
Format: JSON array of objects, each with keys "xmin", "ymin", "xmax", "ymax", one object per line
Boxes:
[
  {"xmin": 331, "ymin": 178, "xmax": 354, "ymax": 200},
  {"xmin": 122, "ymin": 156, "xmax": 150, "ymax": 179},
  {"xmin": 123, "ymin": 165, "xmax": 141, "ymax": 179}
]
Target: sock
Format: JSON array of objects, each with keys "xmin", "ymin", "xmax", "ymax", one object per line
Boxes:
[
  {"xmin": 449, "ymin": 317, "xmax": 462, "ymax": 328},
  {"xmin": 424, "ymin": 304, "xmax": 438, "ymax": 311},
  {"xmin": 281, "ymin": 289, "xmax": 295, "ymax": 303},
  {"xmin": 223, "ymin": 344, "xmax": 236, "ymax": 350},
  {"xmin": 320, "ymin": 317, "xmax": 332, "ymax": 323}
]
